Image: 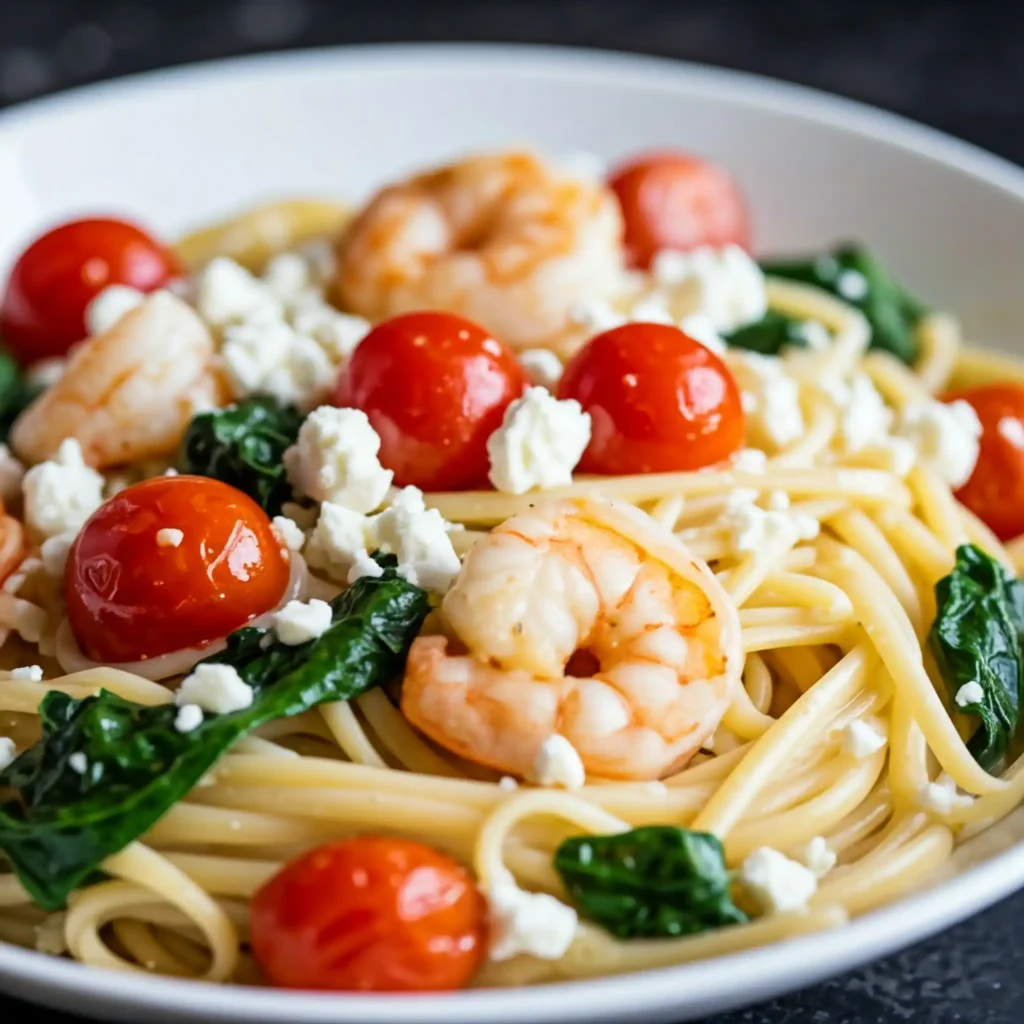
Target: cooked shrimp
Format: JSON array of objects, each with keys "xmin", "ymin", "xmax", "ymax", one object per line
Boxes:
[
  {"xmin": 0, "ymin": 512, "xmax": 26, "ymax": 585},
  {"xmin": 334, "ymin": 151, "xmax": 625, "ymax": 350},
  {"xmin": 11, "ymin": 292, "xmax": 225, "ymax": 469},
  {"xmin": 401, "ymin": 496, "xmax": 743, "ymax": 781}
]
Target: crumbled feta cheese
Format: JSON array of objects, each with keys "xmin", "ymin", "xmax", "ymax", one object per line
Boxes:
[
  {"xmin": 68, "ymin": 752, "xmax": 88, "ymax": 775},
  {"xmin": 284, "ymin": 406, "xmax": 393, "ymax": 512},
  {"xmin": 886, "ymin": 437, "xmax": 918, "ymax": 477},
  {"xmin": 794, "ymin": 837, "xmax": 836, "ymax": 879},
  {"xmin": 679, "ymin": 313, "xmax": 727, "ymax": 354},
  {"xmin": 732, "ymin": 448, "xmax": 768, "ymax": 474},
  {"xmin": 793, "ymin": 320, "xmax": 830, "ymax": 350},
  {"xmin": 955, "ymin": 680, "xmax": 984, "ymax": 708},
  {"xmin": 487, "ymin": 387, "xmax": 591, "ymax": 495},
  {"xmin": 532, "ymin": 735, "xmax": 586, "ymax": 790},
  {"xmin": 271, "ymin": 515, "xmax": 305, "ymax": 553},
  {"xmin": 998, "ymin": 416, "xmax": 1024, "ymax": 449},
  {"xmin": 497, "ymin": 776, "xmax": 519, "ymax": 792},
  {"xmin": 740, "ymin": 847, "xmax": 818, "ymax": 913},
  {"xmin": 918, "ymin": 773, "xmax": 973, "ymax": 814},
  {"xmin": 769, "ymin": 491, "xmax": 790, "ymax": 511},
  {"xmin": 347, "ymin": 548, "xmax": 384, "ymax": 585},
  {"xmin": 22, "ymin": 438, "xmax": 105, "ymax": 539},
  {"xmin": 197, "ymin": 257, "xmax": 282, "ymax": 327},
  {"xmin": 730, "ymin": 353, "xmax": 804, "ymax": 448},
  {"xmin": 823, "ymin": 374, "xmax": 893, "ymax": 453},
  {"xmin": 630, "ymin": 295, "xmax": 676, "ymax": 325},
  {"xmin": 291, "ymin": 304, "xmax": 370, "ymax": 362},
  {"xmin": 836, "ymin": 269, "xmax": 869, "ymax": 301},
  {"xmin": 176, "ymin": 663, "xmax": 253, "ymax": 715},
  {"xmin": 174, "ymin": 704, "xmax": 204, "ymax": 734},
  {"xmin": 843, "ymin": 719, "xmax": 887, "ymax": 758},
  {"xmin": 652, "ymin": 245, "xmax": 767, "ymax": 332},
  {"xmin": 304, "ymin": 502, "xmax": 374, "ymax": 581},
  {"xmin": 85, "ymin": 284, "xmax": 145, "ymax": 336},
  {"xmin": 262, "ymin": 252, "xmax": 313, "ymax": 305},
  {"xmin": 569, "ymin": 298, "xmax": 625, "ymax": 333},
  {"xmin": 488, "ymin": 878, "xmax": 578, "ymax": 962},
  {"xmin": 0, "ymin": 444, "xmax": 24, "ymax": 504},
  {"xmin": 273, "ymin": 598, "xmax": 333, "ymax": 646},
  {"xmin": 10, "ymin": 665, "xmax": 42, "ymax": 681},
  {"xmin": 519, "ymin": 349, "xmax": 564, "ymax": 390},
  {"xmin": 0, "ymin": 737, "xmax": 15, "ymax": 770},
  {"xmin": 221, "ymin": 316, "xmax": 336, "ymax": 410},
  {"xmin": 156, "ymin": 527, "xmax": 184, "ymax": 549},
  {"xmin": 898, "ymin": 399, "xmax": 982, "ymax": 488},
  {"xmin": 372, "ymin": 487, "xmax": 461, "ymax": 593},
  {"xmin": 726, "ymin": 500, "xmax": 819, "ymax": 554}
]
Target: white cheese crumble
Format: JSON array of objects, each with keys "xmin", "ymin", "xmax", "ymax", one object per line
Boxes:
[
  {"xmin": 497, "ymin": 776, "xmax": 519, "ymax": 792},
  {"xmin": 85, "ymin": 284, "xmax": 145, "ymax": 336},
  {"xmin": 372, "ymin": 487, "xmax": 461, "ymax": 593},
  {"xmin": 10, "ymin": 665, "xmax": 42, "ymax": 681},
  {"xmin": 836, "ymin": 269, "xmax": 869, "ymax": 301},
  {"xmin": 347, "ymin": 548, "xmax": 385, "ymax": 585},
  {"xmin": 486, "ymin": 387, "xmax": 591, "ymax": 495},
  {"xmin": 196, "ymin": 257, "xmax": 282, "ymax": 327},
  {"xmin": 822, "ymin": 374, "xmax": 893, "ymax": 453},
  {"xmin": 173, "ymin": 704, "xmax": 204, "ymax": 734},
  {"xmin": 0, "ymin": 444, "xmax": 25, "ymax": 504},
  {"xmin": 156, "ymin": 527, "xmax": 184, "ymax": 549},
  {"xmin": 68, "ymin": 752, "xmax": 88, "ymax": 775},
  {"xmin": 650, "ymin": 245, "xmax": 767, "ymax": 333},
  {"xmin": 998, "ymin": 416, "xmax": 1024, "ymax": 449},
  {"xmin": 176, "ymin": 663, "xmax": 253, "ymax": 715},
  {"xmin": 725, "ymin": 498, "xmax": 819, "ymax": 554},
  {"xmin": 955, "ymin": 680, "xmax": 984, "ymax": 708},
  {"xmin": 730, "ymin": 353, "xmax": 804, "ymax": 448},
  {"xmin": 843, "ymin": 719, "xmax": 887, "ymax": 758},
  {"xmin": 40, "ymin": 530, "xmax": 76, "ymax": 577},
  {"xmin": 487, "ymin": 877, "xmax": 578, "ymax": 962},
  {"xmin": 768, "ymin": 491, "xmax": 790, "ymax": 511},
  {"xmin": 0, "ymin": 737, "xmax": 15, "ymax": 770},
  {"xmin": 568, "ymin": 297, "xmax": 624, "ymax": 334},
  {"xmin": 731, "ymin": 448, "xmax": 768, "ymax": 474},
  {"xmin": 304, "ymin": 502, "xmax": 374, "ymax": 581},
  {"xmin": 290, "ymin": 304, "xmax": 370, "ymax": 362},
  {"xmin": 273, "ymin": 598, "xmax": 332, "ymax": 646},
  {"xmin": 284, "ymin": 406, "xmax": 393, "ymax": 513},
  {"xmin": 271, "ymin": 515, "xmax": 305, "ymax": 553},
  {"xmin": 518, "ymin": 349, "xmax": 564, "ymax": 390},
  {"xmin": 740, "ymin": 847, "xmax": 818, "ymax": 914},
  {"xmin": 679, "ymin": 312, "xmax": 727, "ymax": 354},
  {"xmin": 794, "ymin": 837, "xmax": 836, "ymax": 879},
  {"xmin": 532, "ymin": 735, "xmax": 586, "ymax": 790},
  {"xmin": 898, "ymin": 399, "xmax": 982, "ymax": 488},
  {"xmin": 918, "ymin": 773, "xmax": 974, "ymax": 815},
  {"xmin": 22, "ymin": 438, "xmax": 105, "ymax": 540}
]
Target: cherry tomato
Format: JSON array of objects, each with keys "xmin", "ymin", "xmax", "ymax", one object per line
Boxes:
[
  {"xmin": 608, "ymin": 151, "xmax": 750, "ymax": 268},
  {"xmin": 943, "ymin": 384, "xmax": 1024, "ymax": 541},
  {"xmin": 250, "ymin": 836, "xmax": 487, "ymax": 992},
  {"xmin": 334, "ymin": 311, "xmax": 527, "ymax": 491},
  {"xmin": 0, "ymin": 217, "xmax": 181, "ymax": 365},
  {"xmin": 65, "ymin": 476, "xmax": 290, "ymax": 664},
  {"xmin": 559, "ymin": 322, "xmax": 745, "ymax": 474}
]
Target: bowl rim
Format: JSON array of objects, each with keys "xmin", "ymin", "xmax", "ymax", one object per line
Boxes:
[{"xmin": 2, "ymin": 40, "xmax": 1024, "ymax": 1024}]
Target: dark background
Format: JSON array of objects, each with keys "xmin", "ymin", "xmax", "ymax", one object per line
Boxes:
[{"xmin": 1, "ymin": 1, "xmax": 1023, "ymax": 1022}]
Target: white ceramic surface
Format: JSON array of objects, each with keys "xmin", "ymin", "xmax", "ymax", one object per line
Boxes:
[{"xmin": 1, "ymin": 42, "xmax": 1024, "ymax": 1024}]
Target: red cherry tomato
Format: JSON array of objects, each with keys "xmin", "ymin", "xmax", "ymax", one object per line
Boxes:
[
  {"xmin": 334, "ymin": 311, "xmax": 527, "ymax": 491},
  {"xmin": 943, "ymin": 384, "xmax": 1024, "ymax": 541},
  {"xmin": 250, "ymin": 836, "xmax": 487, "ymax": 992},
  {"xmin": 559, "ymin": 322, "xmax": 745, "ymax": 475},
  {"xmin": 608, "ymin": 152, "xmax": 750, "ymax": 268},
  {"xmin": 65, "ymin": 476, "xmax": 290, "ymax": 664},
  {"xmin": 0, "ymin": 217, "xmax": 181, "ymax": 365}
]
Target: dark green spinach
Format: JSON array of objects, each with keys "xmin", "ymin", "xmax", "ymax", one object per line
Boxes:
[
  {"xmin": 759, "ymin": 243, "xmax": 927, "ymax": 364},
  {"xmin": 0, "ymin": 566, "xmax": 429, "ymax": 910},
  {"xmin": 724, "ymin": 309, "xmax": 816, "ymax": 356},
  {"xmin": 929, "ymin": 544, "xmax": 1024, "ymax": 771},
  {"xmin": 554, "ymin": 826, "xmax": 747, "ymax": 939},
  {"xmin": 178, "ymin": 396, "xmax": 304, "ymax": 514},
  {"xmin": 0, "ymin": 348, "xmax": 43, "ymax": 443}
]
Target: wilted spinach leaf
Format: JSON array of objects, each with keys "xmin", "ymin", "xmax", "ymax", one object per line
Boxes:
[
  {"xmin": 724, "ymin": 309, "xmax": 817, "ymax": 356},
  {"xmin": 554, "ymin": 826, "xmax": 747, "ymax": 939},
  {"xmin": 0, "ymin": 348, "xmax": 43, "ymax": 443}
]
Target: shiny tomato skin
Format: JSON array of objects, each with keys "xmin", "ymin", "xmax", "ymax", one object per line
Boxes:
[
  {"xmin": 250, "ymin": 836, "xmax": 487, "ymax": 992},
  {"xmin": 65, "ymin": 475, "xmax": 290, "ymax": 664},
  {"xmin": 559, "ymin": 322, "xmax": 745, "ymax": 474},
  {"xmin": 944, "ymin": 384, "xmax": 1024, "ymax": 541},
  {"xmin": 0, "ymin": 217, "xmax": 181, "ymax": 365},
  {"xmin": 333, "ymin": 311, "xmax": 527, "ymax": 491},
  {"xmin": 608, "ymin": 152, "xmax": 750, "ymax": 268}
]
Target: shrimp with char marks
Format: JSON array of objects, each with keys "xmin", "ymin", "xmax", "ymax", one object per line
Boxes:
[
  {"xmin": 11, "ymin": 291, "xmax": 225, "ymax": 469},
  {"xmin": 402, "ymin": 496, "xmax": 743, "ymax": 782},
  {"xmin": 334, "ymin": 151, "xmax": 625, "ymax": 351}
]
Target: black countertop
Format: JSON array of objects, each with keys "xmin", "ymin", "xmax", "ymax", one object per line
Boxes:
[{"xmin": 1, "ymin": 1, "xmax": 1023, "ymax": 1021}]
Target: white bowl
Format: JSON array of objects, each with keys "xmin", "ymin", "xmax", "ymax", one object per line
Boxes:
[{"xmin": 1, "ymin": 42, "xmax": 1024, "ymax": 1024}]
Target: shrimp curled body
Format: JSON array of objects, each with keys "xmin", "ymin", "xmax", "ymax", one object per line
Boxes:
[
  {"xmin": 401, "ymin": 497, "xmax": 743, "ymax": 781},
  {"xmin": 334, "ymin": 151, "xmax": 625, "ymax": 350},
  {"xmin": 11, "ymin": 292, "xmax": 224, "ymax": 469}
]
